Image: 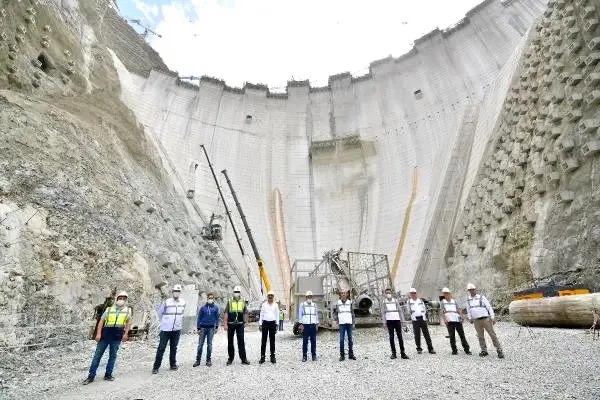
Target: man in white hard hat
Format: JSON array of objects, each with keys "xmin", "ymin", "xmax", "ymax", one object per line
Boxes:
[
  {"xmin": 298, "ymin": 290, "xmax": 318, "ymax": 362},
  {"xmin": 259, "ymin": 291, "xmax": 279, "ymax": 364},
  {"xmin": 223, "ymin": 285, "xmax": 250, "ymax": 365},
  {"xmin": 82, "ymin": 291, "xmax": 131, "ymax": 385},
  {"xmin": 408, "ymin": 288, "xmax": 436, "ymax": 354},
  {"xmin": 334, "ymin": 290, "xmax": 356, "ymax": 361},
  {"xmin": 382, "ymin": 288, "xmax": 409, "ymax": 359},
  {"xmin": 152, "ymin": 284, "xmax": 186, "ymax": 373},
  {"xmin": 466, "ymin": 283, "xmax": 504, "ymax": 358},
  {"xmin": 440, "ymin": 287, "xmax": 471, "ymax": 355}
]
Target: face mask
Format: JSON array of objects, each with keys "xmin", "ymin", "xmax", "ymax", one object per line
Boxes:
[
  {"xmin": 116, "ymin": 299, "xmax": 126, "ymax": 307},
  {"xmin": 386, "ymin": 293, "xmax": 392, "ymax": 299},
  {"xmin": 233, "ymin": 292, "xmax": 241, "ymax": 299},
  {"xmin": 173, "ymin": 292, "xmax": 181, "ymax": 299},
  {"xmin": 207, "ymin": 299, "xmax": 214, "ymax": 304},
  {"xmin": 306, "ymin": 299, "xmax": 312, "ymax": 304}
]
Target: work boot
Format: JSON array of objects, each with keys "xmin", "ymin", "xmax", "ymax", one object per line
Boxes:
[
  {"xmin": 170, "ymin": 365, "xmax": 178, "ymax": 371},
  {"xmin": 193, "ymin": 361, "xmax": 201, "ymax": 367},
  {"xmin": 241, "ymin": 360, "xmax": 250, "ymax": 365},
  {"xmin": 302, "ymin": 356, "xmax": 307, "ymax": 362},
  {"xmin": 348, "ymin": 354, "xmax": 357, "ymax": 360},
  {"xmin": 270, "ymin": 356, "xmax": 276, "ymax": 364},
  {"xmin": 206, "ymin": 360, "xmax": 212, "ymax": 367},
  {"xmin": 312, "ymin": 355, "xmax": 317, "ymax": 361},
  {"xmin": 259, "ymin": 356, "xmax": 265, "ymax": 364},
  {"xmin": 226, "ymin": 359, "xmax": 233, "ymax": 366},
  {"xmin": 390, "ymin": 354, "xmax": 397, "ymax": 359},
  {"xmin": 497, "ymin": 351, "xmax": 505, "ymax": 359},
  {"xmin": 339, "ymin": 355, "xmax": 345, "ymax": 361},
  {"xmin": 152, "ymin": 369, "xmax": 158, "ymax": 374},
  {"xmin": 103, "ymin": 374, "xmax": 115, "ymax": 381},
  {"xmin": 465, "ymin": 350, "xmax": 472, "ymax": 355},
  {"xmin": 401, "ymin": 353, "xmax": 409, "ymax": 360},
  {"xmin": 416, "ymin": 349, "xmax": 423, "ymax": 354},
  {"xmin": 479, "ymin": 351, "xmax": 489, "ymax": 357},
  {"xmin": 82, "ymin": 377, "xmax": 94, "ymax": 385},
  {"xmin": 428, "ymin": 349, "xmax": 436, "ymax": 354}
]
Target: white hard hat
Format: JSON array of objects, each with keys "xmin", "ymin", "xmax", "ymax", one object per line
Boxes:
[
  {"xmin": 442, "ymin": 287, "xmax": 451, "ymax": 293},
  {"xmin": 305, "ymin": 290, "xmax": 313, "ymax": 296},
  {"xmin": 467, "ymin": 283, "xmax": 476, "ymax": 290},
  {"xmin": 233, "ymin": 286, "xmax": 242, "ymax": 292},
  {"xmin": 267, "ymin": 291, "xmax": 275, "ymax": 296},
  {"xmin": 409, "ymin": 288, "xmax": 417, "ymax": 293},
  {"xmin": 116, "ymin": 291, "xmax": 128, "ymax": 299},
  {"xmin": 172, "ymin": 284, "xmax": 182, "ymax": 292}
]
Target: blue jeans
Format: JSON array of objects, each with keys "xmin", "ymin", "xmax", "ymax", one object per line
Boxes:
[
  {"xmin": 196, "ymin": 327, "xmax": 215, "ymax": 362},
  {"xmin": 339, "ymin": 324, "xmax": 354, "ymax": 356},
  {"xmin": 88, "ymin": 339, "xmax": 121, "ymax": 378},
  {"xmin": 279, "ymin": 320, "xmax": 284, "ymax": 331},
  {"xmin": 302, "ymin": 323, "xmax": 317, "ymax": 358},
  {"xmin": 153, "ymin": 330, "xmax": 181, "ymax": 370}
]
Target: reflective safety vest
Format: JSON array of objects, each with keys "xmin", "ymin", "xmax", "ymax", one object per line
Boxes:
[
  {"xmin": 105, "ymin": 306, "xmax": 130, "ymax": 327},
  {"xmin": 383, "ymin": 299, "xmax": 401, "ymax": 321},
  {"xmin": 160, "ymin": 297, "xmax": 186, "ymax": 331},
  {"xmin": 337, "ymin": 299, "xmax": 353, "ymax": 325},
  {"xmin": 228, "ymin": 298, "xmax": 245, "ymax": 324},
  {"xmin": 409, "ymin": 298, "xmax": 427, "ymax": 321},
  {"xmin": 466, "ymin": 295, "xmax": 491, "ymax": 318},
  {"xmin": 441, "ymin": 299, "xmax": 461, "ymax": 322},
  {"xmin": 279, "ymin": 310, "xmax": 284, "ymax": 320},
  {"xmin": 300, "ymin": 302, "xmax": 317, "ymax": 324}
]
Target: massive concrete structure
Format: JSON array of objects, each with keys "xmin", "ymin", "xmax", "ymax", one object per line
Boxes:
[{"xmin": 112, "ymin": 0, "xmax": 548, "ymax": 301}]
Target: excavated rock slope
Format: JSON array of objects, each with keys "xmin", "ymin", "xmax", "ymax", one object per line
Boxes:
[{"xmin": 0, "ymin": 0, "xmax": 236, "ymax": 351}]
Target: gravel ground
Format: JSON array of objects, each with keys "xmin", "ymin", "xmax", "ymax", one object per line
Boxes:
[{"xmin": 1, "ymin": 322, "xmax": 599, "ymax": 400}]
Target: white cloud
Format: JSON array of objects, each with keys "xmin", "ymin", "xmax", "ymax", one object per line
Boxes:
[
  {"xmin": 150, "ymin": 0, "xmax": 483, "ymax": 89},
  {"xmin": 134, "ymin": 0, "xmax": 159, "ymax": 23}
]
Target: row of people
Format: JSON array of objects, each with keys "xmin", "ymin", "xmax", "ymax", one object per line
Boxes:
[{"xmin": 81, "ymin": 283, "xmax": 502, "ymax": 384}]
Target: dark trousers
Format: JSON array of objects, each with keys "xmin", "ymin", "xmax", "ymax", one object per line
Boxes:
[
  {"xmin": 153, "ymin": 330, "xmax": 181, "ymax": 370},
  {"xmin": 339, "ymin": 324, "xmax": 354, "ymax": 356},
  {"xmin": 302, "ymin": 323, "xmax": 317, "ymax": 357},
  {"xmin": 260, "ymin": 321, "xmax": 277, "ymax": 358},
  {"xmin": 412, "ymin": 318, "xmax": 434, "ymax": 352},
  {"xmin": 447, "ymin": 321, "xmax": 470, "ymax": 353},
  {"xmin": 227, "ymin": 323, "xmax": 247, "ymax": 361},
  {"xmin": 88, "ymin": 339, "xmax": 120, "ymax": 378},
  {"xmin": 386, "ymin": 320, "xmax": 405, "ymax": 355}
]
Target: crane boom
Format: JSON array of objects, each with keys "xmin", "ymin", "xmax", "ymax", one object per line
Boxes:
[{"xmin": 221, "ymin": 169, "xmax": 272, "ymax": 294}]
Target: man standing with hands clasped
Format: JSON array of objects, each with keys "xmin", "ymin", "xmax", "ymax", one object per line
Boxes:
[
  {"xmin": 259, "ymin": 291, "xmax": 279, "ymax": 364},
  {"xmin": 334, "ymin": 289, "xmax": 356, "ymax": 361},
  {"xmin": 381, "ymin": 288, "xmax": 409, "ymax": 360},
  {"xmin": 408, "ymin": 287, "xmax": 436, "ymax": 354},
  {"xmin": 152, "ymin": 284, "xmax": 186, "ymax": 374},
  {"xmin": 223, "ymin": 286, "xmax": 250, "ymax": 365},
  {"xmin": 440, "ymin": 287, "xmax": 471, "ymax": 355},
  {"xmin": 298, "ymin": 290, "xmax": 318, "ymax": 362},
  {"xmin": 466, "ymin": 283, "xmax": 504, "ymax": 359},
  {"xmin": 194, "ymin": 292, "xmax": 220, "ymax": 367}
]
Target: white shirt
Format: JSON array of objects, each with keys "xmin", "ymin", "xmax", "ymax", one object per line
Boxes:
[
  {"xmin": 466, "ymin": 294, "xmax": 495, "ymax": 320},
  {"xmin": 336, "ymin": 299, "xmax": 353, "ymax": 325},
  {"xmin": 382, "ymin": 299, "xmax": 401, "ymax": 321},
  {"xmin": 259, "ymin": 301, "xmax": 280, "ymax": 325},
  {"xmin": 408, "ymin": 298, "xmax": 427, "ymax": 321},
  {"xmin": 441, "ymin": 298, "xmax": 461, "ymax": 322}
]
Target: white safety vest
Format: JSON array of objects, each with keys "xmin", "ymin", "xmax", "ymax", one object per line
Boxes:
[
  {"xmin": 441, "ymin": 299, "xmax": 461, "ymax": 322},
  {"xmin": 467, "ymin": 294, "xmax": 492, "ymax": 319},
  {"xmin": 337, "ymin": 299, "xmax": 353, "ymax": 325},
  {"xmin": 300, "ymin": 302, "xmax": 318, "ymax": 325},
  {"xmin": 383, "ymin": 299, "xmax": 401, "ymax": 321},
  {"xmin": 160, "ymin": 297, "xmax": 186, "ymax": 331},
  {"xmin": 408, "ymin": 298, "xmax": 427, "ymax": 321}
]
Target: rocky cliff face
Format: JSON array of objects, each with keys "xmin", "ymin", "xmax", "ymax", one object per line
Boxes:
[
  {"xmin": 0, "ymin": 0, "xmax": 236, "ymax": 349},
  {"xmin": 448, "ymin": 0, "xmax": 600, "ymax": 305}
]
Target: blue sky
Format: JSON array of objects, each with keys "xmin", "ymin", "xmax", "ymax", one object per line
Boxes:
[{"xmin": 116, "ymin": 0, "xmax": 483, "ymax": 89}]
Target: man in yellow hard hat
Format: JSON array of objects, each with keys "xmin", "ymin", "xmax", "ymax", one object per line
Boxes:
[{"xmin": 82, "ymin": 291, "xmax": 131, "ymax": 384}]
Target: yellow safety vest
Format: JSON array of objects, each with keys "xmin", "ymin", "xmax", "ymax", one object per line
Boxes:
[
  {"xmin": 104, "ymin": 306, "xmax": 129, "ymax": 327},
  {"xmin": 229, "ymin": 299, "xmax": 245, "ymax": 313}
]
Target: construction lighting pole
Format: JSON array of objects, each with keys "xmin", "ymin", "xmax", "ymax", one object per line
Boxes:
[
  {"xmin": 199, "ymin": 145, "xmax": 245, "ymax": 256},
  {"xmin": 221, "ymin": 169, "xmax": 272, "ymax": 295}
]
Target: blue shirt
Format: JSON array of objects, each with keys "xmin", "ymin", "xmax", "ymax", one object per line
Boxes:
[{"xmin": 197, "ymin": 303, "xmax": 221, "ymax": 328}]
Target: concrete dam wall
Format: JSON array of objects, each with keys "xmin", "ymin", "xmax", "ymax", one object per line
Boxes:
[{"xmin": 111, "ymin": 0, "xmax": 548, "ymax": 301}]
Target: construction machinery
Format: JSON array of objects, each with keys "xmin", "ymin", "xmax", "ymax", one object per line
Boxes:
[
  {"xmin": 290, "ymin": 249, "xmax": 392, "ymax": 334},
  {"xmin": 127, "ymin": 19, "xmax": 162, "ymax": 39},
  {"xmin": 200, "ymin": 213, "xmax": 223, "ymax": 241},
  {"xmin": 221, "ymin": 169, "xmax": 272, "ymax": 295}
]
